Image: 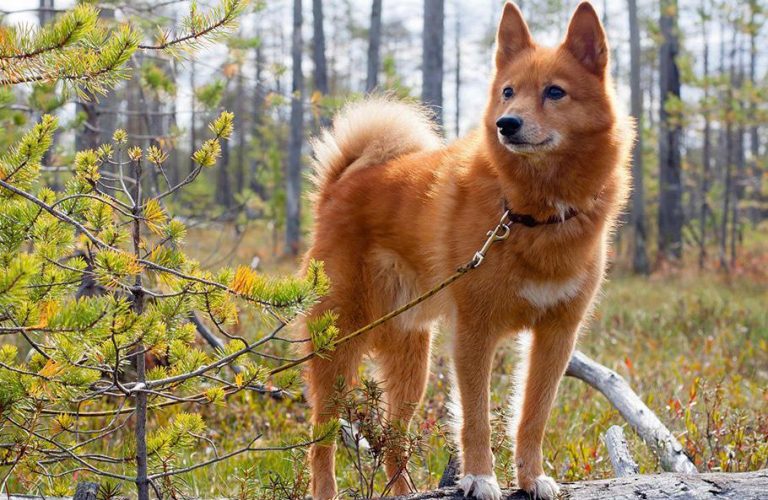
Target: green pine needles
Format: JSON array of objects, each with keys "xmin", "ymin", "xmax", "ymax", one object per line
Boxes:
[
  {"xmin": 0, "ymin": 0, "xmax": 248, "ymax": 97},
  {"xmin": 0, "ymin": 108, "xmax": 335, "ymax": 498},
  {"xmin": 0, "ymin": 1, "xmax": 340, "ymax": 498}
]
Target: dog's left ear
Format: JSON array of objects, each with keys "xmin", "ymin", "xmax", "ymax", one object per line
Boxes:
[{"xmin": 563, "ymin": 2, "xmax": 608, "ymax": 77}]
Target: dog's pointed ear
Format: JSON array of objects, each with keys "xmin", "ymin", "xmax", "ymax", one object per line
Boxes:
[
  {"xmin": 495, "ymin": 2, "xmax": 533, "ymax": 68},
  {"xmin": 563, "ymin": 2, "xmax": 608, "ymax": 76}
]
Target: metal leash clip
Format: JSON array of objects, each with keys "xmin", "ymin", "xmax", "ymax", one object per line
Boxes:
[{"xmin": 469, "ymin": 209, "xmax": 512, "ymax": 269}]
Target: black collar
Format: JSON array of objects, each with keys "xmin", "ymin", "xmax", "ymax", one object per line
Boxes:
[{"xmin": 503, "ymin": 200, "xmax": 579, "ymax": 227}]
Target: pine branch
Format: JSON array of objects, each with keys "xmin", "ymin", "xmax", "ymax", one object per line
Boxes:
[{"xmin": 138, "ymin": 0, "xmax": 246, "ymax": 56}]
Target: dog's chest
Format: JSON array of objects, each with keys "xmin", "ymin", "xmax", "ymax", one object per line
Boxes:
[{"xmin": 516, "ymin": 273, "xmax": 586, "ymax": 309}]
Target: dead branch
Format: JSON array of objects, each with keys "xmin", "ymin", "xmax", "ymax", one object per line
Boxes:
[
  {"xmin": 566, "ymin": 350, "xmax": 698, "ymax": 474},
  {"xmin": 603, "ymin": 425, "xmax": 640, "ymax": 477}
]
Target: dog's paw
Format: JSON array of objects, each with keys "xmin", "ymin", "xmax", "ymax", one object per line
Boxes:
[
  {"xmin": 518, "ymin": 474, "xmax": 559, "ymax": 500},
  {"xmin": 458, "ymin": 474, "xmax": 502, "ymax": 500}
]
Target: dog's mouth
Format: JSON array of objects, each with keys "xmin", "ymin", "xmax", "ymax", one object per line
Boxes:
[{"xmin": 498, "ymin": 134, "xmax": 557, "ymax": 154}]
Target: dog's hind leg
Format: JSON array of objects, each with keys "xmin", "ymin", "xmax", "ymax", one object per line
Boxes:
[
  {"xmin": 306, "ymin": 308, "xmax": 368, "ymax": 500},
  {"xmin": 374, "ymin": 326, "xmax": 432, "ymax": 496}
]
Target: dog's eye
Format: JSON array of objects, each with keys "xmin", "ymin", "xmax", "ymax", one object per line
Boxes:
[
  {"xmin": 502, "ymin": 87, "xmax": 514, "ymax": 99},
  {"xmin": 544, "ymin": 85, "xmax": 567, "ymax": 100}
]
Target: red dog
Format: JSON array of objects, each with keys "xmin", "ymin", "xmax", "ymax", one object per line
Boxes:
[{"xmin": 302, "ymin": 2, "xmax": 632, "ymax": 498}]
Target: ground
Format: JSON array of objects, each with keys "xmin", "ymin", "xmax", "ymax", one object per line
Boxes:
[
  {"xmin": 7, "ymin": 221, "xmax": 767, "ymax": 499},
  {"xmin": 169, "ymin": 222, "xmax": 767, "ymax": 498}
]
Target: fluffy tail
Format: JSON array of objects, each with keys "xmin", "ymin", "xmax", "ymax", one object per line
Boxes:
[{"xmin": 310, "ymin": 97, "xmax": 443, "ymax": 195}]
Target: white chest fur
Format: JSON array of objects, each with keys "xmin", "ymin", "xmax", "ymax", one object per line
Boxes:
[{"xmin": 518, "ymin": 273, "xmax": 586, "ymax": 310}]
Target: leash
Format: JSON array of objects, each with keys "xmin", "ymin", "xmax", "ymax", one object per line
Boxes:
[{"xmin": 270, "ymin": 207, "xmax": 519, "ymax": 376}]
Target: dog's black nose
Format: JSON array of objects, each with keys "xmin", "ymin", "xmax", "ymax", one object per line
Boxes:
[{"xmin": 496, "ymin": 115, "xmax": 523, "ymax": 137}]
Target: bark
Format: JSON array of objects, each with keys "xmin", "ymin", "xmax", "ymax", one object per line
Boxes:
[
  {"xmin": 250, "ymin": 36, "xmax": 266, "ymax": 198},
  {"xmin": 216, "ymin": 80, "xmax": 233, "ymax": 208},
  {"xmin": 190, "ymin": 57, "xmax": 197, "ymax": 174},
  {"xmin": 366, "ymin": 0, "xmax": 383, "ymax": 92},
  {"xmin": 698, "ymin": 2, "xmax": 711, "ymax": 270},
  {"xmin": 716, "ymin": 17, "xmax": 729, "ymax": 270},
  {"xmin": 38, "ymin": 0, "xmax": 60, "ymax": 190},
  {"xmin": 730, "ymin": 35, "xmax": 746, "ymax": 268},
  {"xmin": 75, "ymin": 98, "xmax": 100, "ymax": 152},
  {"xmin": 720, "ymin": 26, "xmax": 738, "ymax": 271},
  {"xmin": 286, "ymin": 0, "xmax": 305, "ymax": 256},
  {"xmin": 312, "ymin": 0, "xmax": 329, "ymax": 95},
  {"xmin": 396, "ymin": 469, "xmax": 768, "ymax": 499},
  {"xmin": 627, "ymin": 0, "xmax": 649, "ymax": 275},
  {"xmin": 97, "ymin": 7, "xmax": 118, "ymax": 148},
  {"xmin": 235, "ymin": 68, "xmax": 247, "ymax": 192},
  {"xmin": 72, "ymin": 482, "xmax": 98, "ymax": 500},
  {"xmin": 421, "ymin": 0, "xmax": 444, "ymax": 126},
  {"xmin": 131, "ymin": 162, "xmax": 149, "ymax": 500},
  {"xmin": 657, "ymin": 0, "xmax": 683, "ymax": 262},
  {"xmin": 453, "ymin": 3, "xmax": 460, "ymax": 137},
  {"xmin": 747, "ymin": 4, "xmax": 761, "ymax": 225},
  {"xmin": 566, "ymin": 351, "xmax": 697, "ymax": 474},
  {"xmin": 216, "ymin": 114, "xmax": 232, "ymax": 207}
]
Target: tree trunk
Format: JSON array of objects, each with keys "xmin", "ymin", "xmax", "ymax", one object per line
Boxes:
[
  {"xmin": 190, "ymin": 57, "xmax": 197, "ymax": 174},
  {"xmin": 235, "ymin": 67, "xmax": 246, "ymax": 193},
  {"xmin": 286, "ymin": 0, "xmax": 304, "ymax": 256},
  {"xmin": 747, "ymin": 3, "xmax": 761, "ymax": 225},
  {"xmin": 216, "ymin": 80, "xmax": 233, "ymax": 208},
  {"xmin": 216, "ymin": 98, "xmax": 233, "ymax": 208},
  {"xmin": 698, "ymin": 2, "xmax": 711, "ymax": 270},
  {"xmin": 38, "ymin": 0, "xmax": 61, "ymax": 190},
  {"xmin": 657, "ymin": 0, "xmax": 683, "ymax": 262},
  {"xmin": 250, "ymin": 36, "xmax": 266, "ymax": 199},
  {"xmin": 421, "ymin": 0, "xmax": 444, "ymax": 126},
  {"xmin": 312, "ymin": 0, "xmax": 328, "ymax": 96},
  {"xmin": 366, "ymin": 0, "xmax": 383, "ymax": 92},
  {"xmin": 627, "ymin": 0, "xmax": 649, "ymax": 275},
  {"xmin": 75, "ymin": 99, "xmax": 100, "ymax": 152},
  {"xmin": 453, "ymin": 2, "xmax": 461, "ymax": 137}
]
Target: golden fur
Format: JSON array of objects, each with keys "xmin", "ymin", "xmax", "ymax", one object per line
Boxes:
[{"xmin": 301, "ymin": 2, "xmax": 633, "ymax": 499}]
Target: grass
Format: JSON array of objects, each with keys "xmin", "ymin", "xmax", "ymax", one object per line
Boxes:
[
  {"xmin": 158, "ymin": 223, "xmax": 767, "ymax": 497},
  {"xmin": 10, "ymin": 221, "xmax": 768, "ymax": 498}
]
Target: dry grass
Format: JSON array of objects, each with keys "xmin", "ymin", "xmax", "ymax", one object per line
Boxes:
[{"xmin": 165, "ymin": 223, "xmax": 767, "ymax": 497}]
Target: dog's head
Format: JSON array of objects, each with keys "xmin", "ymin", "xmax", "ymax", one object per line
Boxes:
[{"xmin": 486, "ymin": 1, "xmax": 615, "ymax": 157}]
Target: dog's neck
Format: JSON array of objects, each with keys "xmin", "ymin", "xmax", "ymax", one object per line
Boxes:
[{"xmin": 481, "ymin": 131, "xmax": 620, "ymax": 222}]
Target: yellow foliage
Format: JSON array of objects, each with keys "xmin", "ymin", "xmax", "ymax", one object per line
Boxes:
[
  {"xmin": 143, "ymin": 199, "xmax": 168, "ymax": 235},
  {"xmin": 230, "ymin": 265, "xmax": 257, "ymax": 295}
]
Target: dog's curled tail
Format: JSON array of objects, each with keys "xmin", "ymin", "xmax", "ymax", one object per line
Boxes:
[{"xmin": 310, "ymin": 97, "xmax": 443, "ymax": 195}]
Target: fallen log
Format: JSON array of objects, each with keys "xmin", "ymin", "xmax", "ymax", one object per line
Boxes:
[
  {"xmin": 394, "ymin": 469, "xmax": 768, "ymax": 499},
  {"xmin": 565, "ymin": 351, "xmax": 698, "ymax": 474}
]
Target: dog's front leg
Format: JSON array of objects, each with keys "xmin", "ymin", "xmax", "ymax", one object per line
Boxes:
[
  {"xmin": 514, "ymin": 311, "xmax": 580, "ymax": 500},
  {"xmin": 454, "ymin": 325, "xmax": 503, "ymax": 500}
]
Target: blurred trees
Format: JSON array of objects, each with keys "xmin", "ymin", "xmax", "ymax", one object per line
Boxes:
[
  {"xmin": 422, "ymin": 0, "xmax": 445, "ymax": 125},
  {"xmin": 658, "ymin": 0, "xmax": 683, "ymax": 262},
  {"xmin": 0, "ymin": 0, "xmax": 765, "ymax": 271},
  {"xmin": 366, "ymin": 0, "xmax": 383, "ymax": 92},
  {"xmin": 286, "ymin": 0, "xmax": 304, "ymax": 256},
  {"xmin": 628, "ymin": 0, "xmax": 650, "ymax": 275}
]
